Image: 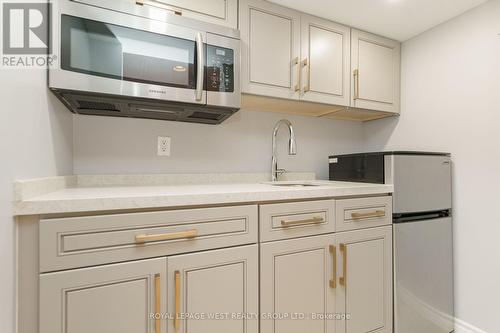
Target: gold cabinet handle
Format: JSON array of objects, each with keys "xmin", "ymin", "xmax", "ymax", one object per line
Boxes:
[
  {"xmin": 154, "ymin": 274, "xmax": 161, "ymax": 333},
  {"xmin": 302, "ymin": 58, "xmax": 310, "ymax": 92},
  {"xmin": 281, "ymin": 216, "xmax": 324, "ymax": 226},
  {"xmin": 339, "ymin": 243, "xmax": 347, "ymax": 286},
  {"xmin": 135, "ymin": 229, "xmax": 198, "ymax": 243},
  {"xmin": 351, "ymin": 210, "xmax": 385, "ymax": 220},
  {"xmin": 136, "ymin": 0, "xmax": 182, "ymax": 15},
  {"xmin": 329, "ymin": 245, "xmax": 337, "ymax": 288},
  {"xmin": 353, "ymin": 69, "xmax": 359, "ymax": 100},
  {"xmin": 293, "ymin": 57, "xmax": 301, "ymax": 92},
  {"xmin": 174, "ymin": 270, "xmax": 181, "ymax": 331}
]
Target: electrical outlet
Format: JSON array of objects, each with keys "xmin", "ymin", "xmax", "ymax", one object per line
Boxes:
[{"xmin": 157, "ymin": 136, "xmax": 171, "ymax": 156}]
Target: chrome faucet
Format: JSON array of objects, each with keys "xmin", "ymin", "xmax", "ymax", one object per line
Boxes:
[{"xmin": 271, "ymin": 119, "xmax": 297, "ymax": 181}]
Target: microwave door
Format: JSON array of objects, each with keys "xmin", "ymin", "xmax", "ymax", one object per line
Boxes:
[{"xmin": 50, "ymin": 0, "xmax": 207, "ymax": 105}]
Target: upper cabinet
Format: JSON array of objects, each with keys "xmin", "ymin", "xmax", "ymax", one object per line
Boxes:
[
  {"xmin": 239, "ymin": 0, "xmax": 401, "ymax": 121},
  {"xmin": 351, "ymin": 29, "xmax": 401, "ymax": 114},
  {"xmin": 75, "ymin": 0, "xmax": 239, "ymax": 29},
  {"xmin": 300, "ymin": 15, "xmax": 350, "ymax": 107},
  {"xmin": 240, "ymin": 0, "xmax": 350, "ymax": 107},
  {"xmin": 239, "ymin": 0, "xmax": 301, "ymax": 100}
]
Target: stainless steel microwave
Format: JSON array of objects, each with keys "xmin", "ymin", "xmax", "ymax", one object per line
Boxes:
[{"xmin": 49, "ymin": 0, "xmax": 240, "ymax": 124}]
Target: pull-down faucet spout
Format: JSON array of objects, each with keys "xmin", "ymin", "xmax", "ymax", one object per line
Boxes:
[{"xmin": 271, "ymin": 119, "xmax": 297, "ymax": 181}]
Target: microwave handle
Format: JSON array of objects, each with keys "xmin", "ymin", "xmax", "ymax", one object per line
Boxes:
[{"xmin": 195, "ymin": 32, "xmax": 204, "ymax": 101}]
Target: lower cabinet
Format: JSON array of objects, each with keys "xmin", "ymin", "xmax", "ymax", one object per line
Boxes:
[
  {"xmin": 260, "ymin": 234, "xmax": 336, "ymax": 333},
  {"xmin": 38, "ymin": 218, "xmax": 390, "ymax": 333},
  {"xmin": 40, "ymin": 258, "xmax": 167, "ymax": 333},
  {"xmin": 167, "ymin": 245, "xmax": 259, "ymax": 333},
  {"xmin": 335, "ymin": 225, "xmax": 393, "ymax": 333},
  {"xmin": 28, "ymin": 200, "xmax": 395, "ymax": 333},
  {"xmin": 39, "ymin": 245, "xmax": 258, "ymax": 333},
  {"xmin": 260, "ymin": 226, "xmax": 393, "ymax": 333}
]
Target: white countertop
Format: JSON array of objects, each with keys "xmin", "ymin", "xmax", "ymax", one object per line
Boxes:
[{"xmin": 13, "ymin": 177, "xmax": 393, "ymax": 216}]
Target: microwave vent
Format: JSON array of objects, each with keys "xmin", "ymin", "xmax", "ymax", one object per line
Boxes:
[
  {"xmin": 188, "ymin": 111, "xmax": 223, "ymax": 121},
  {"xmin": 76, "ymin": 100, "xmax": 119, "ymax": 112},
  {"xmin": 52, "ymin": 89, "xmax": 237, "ymax": 124}
]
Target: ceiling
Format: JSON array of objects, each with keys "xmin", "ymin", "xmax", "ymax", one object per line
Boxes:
[{"xmin": 266, "ymin": 0, "xmax": 488, "ymax": 41}]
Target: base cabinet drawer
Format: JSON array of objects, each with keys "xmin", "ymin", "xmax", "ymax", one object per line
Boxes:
[
  {"xmin": 39, "ymin": 205, "xmax": 258, "ymax": 272},
  {"xmin": 259, "ymin": 200, "xmax": 335, "ymax": 242},
  {"xmin": 40, "ymin": 257, "xmax": 167, "ymax": 333},
  {"xmin": 335, "ymin": 196, "xmax": 392, "ymax": 232}
]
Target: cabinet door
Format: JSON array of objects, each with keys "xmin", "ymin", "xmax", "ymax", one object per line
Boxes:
[
  {"xmin": 143, "ymin": 0, "xmax": 238, "ymax": 28},
  {"xmin": 240, "ymin": 0, "xmax": 301, "ymax": 100},
  {"xmin": 351, "ymin": 29, "xmax": 400, "ymax": 113},
  {"xmin": 167, "ymin": 245, "xmax": 258, "ymax": 333},
  {"xmin": 335, "ymin": 226, "xmax": 393, "ymax": 333},
  {"xmin": 300, "ymin": 15, "xmax": 350, "ymax": 106},
  {"xmin": 40, "ymin": 258, "xmax": 167, "ymax": 333},
  {"xmin": 75, "ymin": 0, "xmax": 238, "ymax": 29},
  {"xmin": 260, "ymin": 234, "xmax": 337, "ymax": 333}
]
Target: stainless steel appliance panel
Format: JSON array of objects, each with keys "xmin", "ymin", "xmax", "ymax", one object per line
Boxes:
[
  {"xmin": 206, "ymin": 33, "xmax": 240, "ymax": 109},
  {"xmin": 392, "ymin": 154, "xmax": 452, "ymax": 214},
  {"xmin": 51, "ymin": 0, "xmax": 207, "ymax": 105},
  {"xmin": 394, "ymin": 217, "xmax": 454, "ymax": 333}
]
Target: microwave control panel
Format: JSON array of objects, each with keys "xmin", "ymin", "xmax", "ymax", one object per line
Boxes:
[{"xmin": 206, "ymin": 45, "xmax": 234, "ymax": 92}]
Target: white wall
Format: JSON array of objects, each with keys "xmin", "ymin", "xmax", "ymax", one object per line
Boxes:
[
  {"xmin": 74, "ymin": 110, "xmax": 364, "ymax": 179},
  {"xmin": 0, "ymin": 69, "xmax": 73, "ymax": 332},
  {"xmin": 363, "ymin": 1, "xmax": 500, "ymax": 332}
]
